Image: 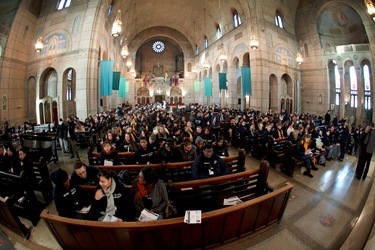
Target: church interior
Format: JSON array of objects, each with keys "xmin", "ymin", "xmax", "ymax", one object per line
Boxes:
[{"xmin": 0, "ymin": 0, "xmax": 375, "ymax": 249}]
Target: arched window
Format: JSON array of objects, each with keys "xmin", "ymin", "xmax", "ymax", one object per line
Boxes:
[
  {"xmin": 349, "ymin": 66, "xmax": 358, "ymax": 108},
  {"xmin": 334, "ymin": 65, "xmax": 341, "ymax": 105},
  {"xmin": 57, "ymin": 0, "xmax": 71, "ymax": 10},
  {"xmin": 204, "ymin": 36, "xmax": 208, "ymax": 49},
  {"xmin": 363, "ymin": 65, "xmax": 372, "ymax": 110},
  {"xmin": 107, "ymin": 1, "xmax": 113, "ymax": 16},
  {"xmin": 195, "ymin": 44, "xmax": 199, "ymax": 56},
  {"xmin": 233, "ymin": 11, "xmax": 242, "ymax": 28},
  {"xmin": 275, "ymin": 11, "xmax": 284, "ymax": 29},
  {"xmin": 216, "ymin": 24, "xmax": 222, "ymax": 39},
  {"xmin": 67, "ymin": 69, "xmax": 74, "ymax": 101}
]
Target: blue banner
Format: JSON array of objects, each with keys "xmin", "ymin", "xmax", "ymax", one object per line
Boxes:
[
  {"xmin": 194, "ymin": 81, "xmax": 200, "ymax": 92},
  {"xmin": 112, "ymin": 72, "xmax": 120, "ymax": 90},
  {"xmin": 204, "ymin": 77, "xmax": 212, "ymax": 97},
  {"xmin": 219, "ymin": 73, "xmax": 227, "ymax": 90},
  {"xmin": 118, "ymin": 77, "xmax": 126, "ymax": 97},
  {"xmin": 241, "ymin": 66, "xmax": 252, "ymax": 96},
  {"xmin": 99, "ymin": 60, "xmax": 114, "ymax": 96}
]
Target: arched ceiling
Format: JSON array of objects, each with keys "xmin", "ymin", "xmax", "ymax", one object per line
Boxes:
[{"xmin": 116, "ymin": 0, "xmax": 248, "ymax": 49}]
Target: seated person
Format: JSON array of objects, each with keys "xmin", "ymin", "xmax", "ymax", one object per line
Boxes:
[
  {"xmin": 213, "ymin": 137, "xmax": 229, "ymax": 157},
  {"xmin": 50, "ymin": 168, "xmax": 90, "ymax": 219},
  {"xmin": 159, "ymin": 139, "xmax": 178, "ymax": 163},
  {"xmin": 295, "ymin": 134, "xmax": 318, "ymax": 178},
  {"xmin": 273, "ymin": 122, "xmax": 287, "ymax": 140},
  {"xmin": 194, "ymin": 136, "xmax": 205, "ymax": 156},
  {"xmin": 192, "ymin": 144, "xmax": 228, "ymax": 179},
  {"xmin": 131, "ymin": 167, "xmax": 168, "ymax": 219},
  {"xmin": 117, "ymin": 132, "xmax": 138, "ymax": 152},
  {"xmin": 3, "ymin": 146, "xmax": 21, "ymax": 175},
  {"xmin": 90, "ymin": 169, "xmax": 134, "ymax": 221},
  {"xmin": 200, "ymin": 127, "xmax": 216, "ymax": 144},
  {"xmin": 100, "ymin": 141, "xmax": 120, "ymax": 165},
  {"xmin": 134, "ymin": 136, "xmax": 156, "ymax": 164},
  {"xmin": 70, "ymin": 161, "xmax": 100, "ymax": 186},
  {"xmin": 177, "ymin": 138, "xmax": 197, "ymax": 161}
]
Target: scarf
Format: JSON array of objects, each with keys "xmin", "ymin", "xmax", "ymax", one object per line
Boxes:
[
  {"xmin": 102, "ymin": 180, "xmax": 117, "ymax": 216},
  {"xmin": 134, "ymin": 181, "xmax": 154, "ymax": 202}
]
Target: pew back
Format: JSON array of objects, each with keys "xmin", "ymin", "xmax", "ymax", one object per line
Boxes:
[{"xmin": 41, "ymin": 182, "xmax": 294, "ymax": 250}]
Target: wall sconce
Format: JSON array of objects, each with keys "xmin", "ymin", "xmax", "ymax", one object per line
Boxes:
[
  {"xmin": 296, "ymin": 53, "xmax": 303, "ymax": 64},
  {"xmin": 35, "ymin": 37, "xmax": 43, "ymax": 53},
  {"xmin": 365, "ymin": 0, "xmax": 375, "ymax": 21},
  {"xmin": 318, "ymin": 94, "xmax": 322, "ymax": 104},
  {"xmin": 16, "ymin": 105, "xmax": 21, "ymax": 109},
  {"xmin": 111, "ymin": 10, "xmax": 122, "ymax": 37},
  {"xmin": 249, "ymin": 36, "xmax": 259, "ymax": 50},
  {"xmin": 130, "ymin": 67, "xmax": 136, "ymax": 77},
  {"xmin": 203, "ymin": 61, "xmax": 210, "ymax": 70}
]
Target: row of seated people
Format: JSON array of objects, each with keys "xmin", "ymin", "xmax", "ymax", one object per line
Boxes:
[
  {"xmin": 97, "ymin": 132, "xmax": 229, "ymax": 165},
  {"xmin": 51, "ymin": 143, "xmax": 230, "ymax": 221}
]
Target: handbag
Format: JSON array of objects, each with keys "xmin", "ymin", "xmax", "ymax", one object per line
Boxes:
[{"xmin": 165, "ymin": 200, "xmax": 177, "ymax": 219}]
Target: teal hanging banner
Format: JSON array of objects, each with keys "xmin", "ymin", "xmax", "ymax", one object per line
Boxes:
[
  {"xmin": 99, "ymin": 60, "xmax": 114, "ymax": 96},
  {"xmin": 125, "ymin": 80, "xmax": 130, "ymax": 92},
  {"xmin": 112, "ymin": 72, "xmax": 120, "ymax": 90},
  {"xmin": 219, "ymin": 73, "xmax": 227, "ymax": 90},
  {"xmin": 204, "ymin": 77, "xmax": 212, "ymax": 97},
  {"xmin": 194, "ymin": 81, "xmax": 200, "ymax": 92},
  {"xmin": 241, "ymin": 66, "xmax": 252, "ymax": 96},
  {"xmin": 118, "ymin": 77, "xmax": 126, "ymax": 97}
]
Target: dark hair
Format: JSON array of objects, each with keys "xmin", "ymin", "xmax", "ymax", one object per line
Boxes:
[
  {"xmin": 140, "ymin": 167, "xmax": 157, "ymax": 184},
  {"xmin": 74, "ymin": 161, "xmax": 85, "ymax": 170},
  {"xmin": 203, "ymin": 143, "xmax": 213, "ymax": 151},
  {"xmin": 97, "ymin": 169, "xmax": 117, "ymax": 181}
]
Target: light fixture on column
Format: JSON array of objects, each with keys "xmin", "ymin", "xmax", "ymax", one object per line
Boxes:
[
  {"xmin": 365, "ymin": 0, "xmax": 375, "ymax": 21},
  {"xmin": 126, "ymin": 57, "xmax": 133, "ymax": 68},
  {"xmin": 121, "ymin": 45, "xmax": 129, "ymax": 58},
  {"xmin": 249, "ymin": 36, "xmax": 259, "ymax": 50},
  {"xmin": 192, "ymin": 66, "xmax": 197, "ymax": 73},
  {"xmin": 35, "ymin": 37, "xmax": 43, "ymax": 53},
  {"xmin": 296, "ymin": 52, "xmax": 303, "ymax": 64},
  {"xmin": 219, "ymin": 49, "xmax": 227, "ymax": 62},
  {"xmin": 203, "ymin": 61, "xmax": 210, "ymax": 70},
  {"xmin": 112, "ymin": 10, "xmax": 122, "ymax": 37}
]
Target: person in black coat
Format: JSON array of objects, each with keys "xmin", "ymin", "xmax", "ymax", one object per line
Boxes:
[
  {"xmin": 134, "ymin": 137, "xmax": 156, "ymax": 164},
  {"xmin": 50, "ymin": 168, "xmax": 90, "ymax": 219},
  {"xmin": 90, "ymin": 169, "xmax": 134, "ymax": 221},
  {"xmin": 192, "ymin": 144, "xmax": 228, "ymax": 179}
]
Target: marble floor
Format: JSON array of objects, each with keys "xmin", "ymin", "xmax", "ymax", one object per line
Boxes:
[{"xmin": 2, "ymin": 146, "xmax": 375, "ymax": 250}]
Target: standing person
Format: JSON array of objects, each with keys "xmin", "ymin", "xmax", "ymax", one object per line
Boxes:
[
  {"xmin": 90, "ymin": 169, "xmax": 134, "ymax": 221},
  {"xmin": 131, "ymin": 167, "xmax": 168, "ymax": 219},
  {"xmin": 192, "ymin": 144, "xmax": 228, "ymax": 179},
  {"xmin": 324, "ymin": 110, "xmax": 331, "ymax": 126},
  {"xmin": 355, "ymin": 124, "xmax": 375, "ymax": 180},
  {"xmin": 56, "ymin": 119, "xmax": 69, "ymax": 154},
  {"xmin": 66, "ymin": 116, "xmax": 79, "ymax": 159}
]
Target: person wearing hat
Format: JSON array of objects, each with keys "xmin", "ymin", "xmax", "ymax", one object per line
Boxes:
[{"xmin": 192, "ymin": 143, "xmax": 228, "ymax": 179}]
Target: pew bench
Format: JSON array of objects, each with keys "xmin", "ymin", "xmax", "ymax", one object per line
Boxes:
[
  {"xmin": 94, "ymin": 149, "xmax": 246, "ymax": 183},
  {"xmin": 281, "ymin": 149, "xmax": 325, "ymax": 177},
  {"xmin": 0, "ymin": 196, "xmax": 31, "ymax": 239},
  {"xmin": 0, "ymin": 171, "xmax": 44, "ymax": 226},
  {"xmin": 168, "ymin": 161, "xmax": 271, "ymax": 216},
  {"xmin": 41, "ymin": 180, "xmax": 294, "ymax": 250},
  {"xmin": 267, "ymin": 137, "xmax": 293, "ymax": 168},
  {"xmin": 87, "ymin": 147, "xmax": 136, "ymax": 165}
]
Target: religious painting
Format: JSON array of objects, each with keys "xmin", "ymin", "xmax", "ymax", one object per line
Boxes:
[{"xmin": 153, "ymin": 66, "xmax": 163, "ymax": 77}]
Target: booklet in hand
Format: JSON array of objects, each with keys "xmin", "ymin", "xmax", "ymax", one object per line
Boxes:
[
  {"xmin": 184, "ymin": 210, "xmax": 201, "ymax": 224},
  {"xmin": 76, "ymin": 205, "xmax": 91, "ymax": 214},
  {"xmin": 103, "ymin": 213, "xmax": 119, "ymax": 222},
  {"xmin": 138, "ymin": 209, "xmax": 159, "ymax": 221}
]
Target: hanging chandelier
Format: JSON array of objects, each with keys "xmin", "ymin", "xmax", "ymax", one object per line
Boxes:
[
  {"xmin": 126, "ymin": 57, "xmax": 133, "ymax": 68},
  {"xmin": 249, "ymin": 36, "xmax": 259, "ymax": 50},
  {"xmin": 35, "ymin": 37, "xmax": 43, "ymax": 53},
  {"xmin": 296, "ymin": 53, "xmax": 304, "ymax": 64},
  {"xmin": 365, "ymin": 0, "xmax": 375, "ymax": 20},
  {"xmin": 121, "ymin": 45, "xmax": 129, "ymax": 58},
  {"xmin": 112, "ymin": 10, "xmax": 122, "ymax": 37}
]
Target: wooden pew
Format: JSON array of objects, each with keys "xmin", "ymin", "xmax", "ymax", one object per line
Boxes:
[
  {"xmin": 267, "ymin": 137, "xmax": 293, "ymax": 168},
  {"xmin": 0, "ymin": 196, "xmax": 31, "ymax": 239},
  {"xmin": 251, "ymin": 132, "xmax": 268, "ymax": 160},
  {"xmin": 30, "ymin": 157, "xmax": 53, "ymax": 205},
  {"xmin": 281, "ymin": 148, "xmax": 325, "ymax": 177},
  {"xmin": 0, "ymin": 171, "xmax": 44, "ymax": 226},
  {"xmin": 87, "ymin": 147, "xmax": 136, "ymax": 165},
  {"xmin": 168, "ymin": 161, "xmax": 271, "ymax": 216},
  {"xmin": 94, "ymin": 149, "xmax": 246, "ymax": 183},
  {"xmin": 41, "ymin": 181, "xmax": 294, "ymax": 250}
]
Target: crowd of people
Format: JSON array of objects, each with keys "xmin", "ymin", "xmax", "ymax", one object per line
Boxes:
[{"xmin": 1, "ymin": 102, "xmax": 373, "ymax": 222}]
